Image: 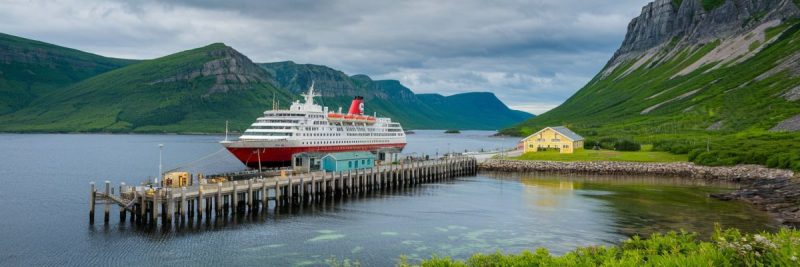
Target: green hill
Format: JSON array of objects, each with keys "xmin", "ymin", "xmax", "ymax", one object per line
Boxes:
[
  {"xmin": 0, "ymin": 35, "xmax": 532, "ymax": 132},
  {"xmin": 503, "ymin": 0, "xmax": 800, "ymax": 169},
  {"xmin": 0, "ymin": 33, "xmax": 136, "ymax": 114},
  {"xmin": 0, "ymin": 43, "xmax": 295, "ymax": 133},
  {"xmin": 260, "ymin": 61, "xmax": 533, "ymax": 130},
  {"xmin": 416, "ymin": 92, "xmax": 533, "ymax": 129}
]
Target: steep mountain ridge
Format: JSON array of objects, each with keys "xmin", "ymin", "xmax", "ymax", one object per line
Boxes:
[
  {"xmin": 150, "ymin": 44, "xmax": 276, "ymax": 95},
  {"xmin": 0, "ymin": 35, "xmax": 532, "ymax": 132},
  {"xmin": 509, "ymin": 0, "xmax": 800, "ymax": 134},
  {"xmin": 260, "ymin": 61, "xmax": 533, "ymax": 130},
  {"xmin": 0, "ymin": 43, "xmax": 295, "ymax": 132},
  {"xmin": 611, "ymin": 0, "xmax": 800, "ymax": 66},
  {"xmin": 504, "ymin": 0, "xmax": 800, "ymax": 169}
]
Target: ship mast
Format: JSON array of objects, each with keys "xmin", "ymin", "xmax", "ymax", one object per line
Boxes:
[{"xmin": 300, "ymin": 80, "xmax": 319, "ymax": 107}]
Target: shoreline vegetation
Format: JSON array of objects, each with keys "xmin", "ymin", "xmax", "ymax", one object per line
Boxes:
[{"xmin": 397, "ymin": 227, "xmax": 800, "ymax": 267}]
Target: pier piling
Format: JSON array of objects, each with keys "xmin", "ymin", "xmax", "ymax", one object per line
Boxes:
[
  {"xmin": 103, "ymin": 181, "xmax": 110, "ymax": 223},
  {"xmin": 88, "ymin": 157, "xmax": 478, "ymax": 227},
  {"xmin": 89, "ymin": 182, "xmax": 95, "ymax": 224}
]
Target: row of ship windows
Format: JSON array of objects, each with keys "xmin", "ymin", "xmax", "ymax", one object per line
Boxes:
[
  {"xmin": 256, "ymin": 119, "xmax": 300, "ymax": 124},
  {"xmin": 250, "ymin": 126, "xmax": 293, "ymax": 130},
  {"xmin": 265, "ymin": 113, "xmax": 305, "ymax": 117},
  {"xmin": 244, "ymin": 132, "xmax": 292, "ymax": 136},
  {"xmin": 302, "ymin": 139, "xmax": 390, "ymax": 145},
  {"xmin": 301, "ymin": 127, "xmax": 402, "ymax": 132},
  {"xmin": 347, "ymin": 133, "xmax": 400, "ymax": 137},
  {"xmin": 253, "ymin": 120, "xmax": 401, "ymax": 129}
]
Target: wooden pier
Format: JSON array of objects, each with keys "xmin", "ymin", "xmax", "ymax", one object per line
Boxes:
[{"xmin": 89, "ymin": 157, "xmax": 477, "ymax": 226}]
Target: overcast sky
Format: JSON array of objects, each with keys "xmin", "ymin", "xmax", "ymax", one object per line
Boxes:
[{"xmin": 0, "ymin": 0, "xmax": 651, "ymax": 114}]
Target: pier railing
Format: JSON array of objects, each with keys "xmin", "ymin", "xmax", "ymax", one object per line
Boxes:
[{"xmin": 89, "ymin": 157, "xmax": 477, "ymax": 226}]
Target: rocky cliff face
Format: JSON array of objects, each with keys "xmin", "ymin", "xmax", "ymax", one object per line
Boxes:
[
  {"xmin": 151, "ymin": 44, "xmax": 275, "ymax": 95},
  {"xmin": 259, "ymin": 61, "xmax": 418, "ymax": 102},
  {"xmin": 610, "ymin": 0, "xmax": 800, "ymax": 65}
]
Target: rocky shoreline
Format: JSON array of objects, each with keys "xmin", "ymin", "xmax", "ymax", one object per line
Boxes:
[{"xmin": 480, "ymin": 159, "xmax": 799, "ymax": 227}]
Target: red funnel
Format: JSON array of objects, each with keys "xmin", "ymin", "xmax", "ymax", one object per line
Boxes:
[{"xmin": 347, "ymin": 96, "xmax": 364, "ymax": 115}]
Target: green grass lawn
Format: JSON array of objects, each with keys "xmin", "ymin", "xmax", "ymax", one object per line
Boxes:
[{"xmin": 514, "ymin": 148, "xmax": 688, "ymax": 163}]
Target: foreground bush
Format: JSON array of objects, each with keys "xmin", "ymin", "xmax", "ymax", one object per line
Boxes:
[
  {"xmin": 585, "ymin": 138, "xmax": 642, "ymax": 151},
  {"xmin": 399, "ymin": 227, "xmax": 800, "ymax": 266}
]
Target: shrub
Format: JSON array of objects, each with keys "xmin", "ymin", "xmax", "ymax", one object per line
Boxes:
[
  {"xmin": 766, "ymin": 153, "xmax": 800, "ymax": 169},
  {"xmin": 583, "ymin": 140, "xmax": 598, "ymax": 149},
  {"xmin": 614, "ymin": 139, "xmax": 641, "ymax": 151},
  {"xmin": 598, "ymin": 137, "xmax": 618, "ymax": 150},
  {"xmin": 688, "ymin": 148, "xmax": 705, "ymax": 162},
  {"xmin": 407, "ymin": 227, "xmax": 800, "ymax": 267},
  {"xmin": 669, "ymin": 144, "xmax": 690, "ymax": 154}
]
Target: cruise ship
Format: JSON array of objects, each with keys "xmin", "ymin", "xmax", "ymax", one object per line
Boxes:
[{"xmin": 221, "ymin": 84, "xmax": 407, "ymax": 168}]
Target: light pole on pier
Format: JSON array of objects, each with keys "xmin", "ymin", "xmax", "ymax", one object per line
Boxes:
[{"xmin": 158, "ymin": 144, "xmax": 164, "ymax": 184}]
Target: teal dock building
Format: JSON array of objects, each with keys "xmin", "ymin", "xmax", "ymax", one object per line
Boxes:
[{"xmin": 321, "ymin": 151, "xmax": 375, "ymax": 172}]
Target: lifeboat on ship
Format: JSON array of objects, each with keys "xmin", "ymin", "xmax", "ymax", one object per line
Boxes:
[
  {"xmin": 327, "ymin": 113, "xmax": 377, "ymax": 124},
  {"xmin": 326, "ymin": 96, "xmax": 377, "ymax": 124},
  {"xmin": 327, "ymin": 113, "xmax": 345, "ymax": 123}
]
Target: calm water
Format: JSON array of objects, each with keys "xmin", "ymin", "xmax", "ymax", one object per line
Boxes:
[{"xmin": 0, "ymin": 131, "xmax": 774, "ymax": 266}]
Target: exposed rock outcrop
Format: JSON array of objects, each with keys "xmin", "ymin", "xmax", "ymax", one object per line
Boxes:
[
  {"xmin": 609, "ymin": 0, "xmax": 800, "ymax": 68},
  {"xmin": 707, "ymin": 120, "xmax": 724, "ymax": 131},
  {"xmin": 259, "ymin": 61, "xmax": 416, "ymax": 101},
  {"xmin": 770, "ymin": 114, "xmax": 800, "ymax": 131},
  {"xmin": 641, "ymin": 88, "xmax": 700, "ymax": 114},
  {"xmin": 784, "ymin": 86, "xmax": 800, "ymax": 101},
  {"xmin": 712, "ymin": 177, "xmax": 800, "ymax": 227},
  {"xmin": 150, "ymin": 44, "xmax": 275, "ymax": 95}
]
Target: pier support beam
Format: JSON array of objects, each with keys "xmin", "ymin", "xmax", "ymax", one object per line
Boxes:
[
  {"xmin": 197, "ymin": 187, "xmax": 204, "ymax": 220},
  {"xmin": 287, "ymin": 177, "xmax": 293, "ymax": 206},
  {"xmin": 139, "ymin": 188, "xmax": 146, "ymax": 224},
  {"xmin": 216, "ymin": 183, "xmax": 222, "ymax": 217},
  {"xmin": 247, "ymin": 179, "xmax": 254, "ymax": 212},
  {"xmin": 166, "ymin": 189, "xmax": 173, "ymax": 225},
  {"xmin": 89, "ymin": 182, "xmax": 95, "ymax": 224},
  {"xmin": 152, "ymin": 189, "xmax": 159, "ymax": 224},
  {"xmin": 274, "ymin": 180, "xmax": 281, "ymax": 207},
  {"xmin": 232, "ymin": 182, "xmax": 238, "ymax": 214},
  {"xmin": 180, "ymin": 187, "xmax": 186, "ymax": 222},
  {"xmin": 104, "ymin": 181, "xmax": 110, "ymax": 223},
  {"xmin": 119, "ymin": 183, "xmax": 127, "ymax": 222},
  {"xmin": 262, "ymin": 179, "xmax": 268, "ymax": 210}
]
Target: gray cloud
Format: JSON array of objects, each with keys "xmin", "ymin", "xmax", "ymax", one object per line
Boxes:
[{"xmin": 0, "ymin": 0, "xmax": 651, "ymax": 114}]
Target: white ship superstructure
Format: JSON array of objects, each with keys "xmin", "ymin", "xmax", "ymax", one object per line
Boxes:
[{"xmin": 222, "ymin": 83, "xmax": 406, "ymax": 167}]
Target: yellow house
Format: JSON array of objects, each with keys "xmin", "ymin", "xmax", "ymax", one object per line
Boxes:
[{"xmin": 522, "ymin": 126, "xmax": 585, "ymax": 153}]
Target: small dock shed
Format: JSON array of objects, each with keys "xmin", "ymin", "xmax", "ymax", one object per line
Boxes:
[{"xmin": 321, "ymin": 151, "xmax": 375, "ymax": 172}]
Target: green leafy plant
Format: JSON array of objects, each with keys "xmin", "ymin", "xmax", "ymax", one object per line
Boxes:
[{"xmin": 403, "ymin": 227, "xmax": 800, "ymax": 266}]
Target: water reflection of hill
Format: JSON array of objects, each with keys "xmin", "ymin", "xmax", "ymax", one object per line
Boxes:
[{"xmin": 486, "ymin": 172, "xmax": 776, "ymax": 238}]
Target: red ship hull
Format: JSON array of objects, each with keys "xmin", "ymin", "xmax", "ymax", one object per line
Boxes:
[{"xmin": 226, "ymin": 143, "xmax": 406, "ymax": 168}]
